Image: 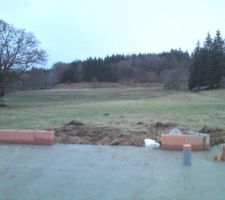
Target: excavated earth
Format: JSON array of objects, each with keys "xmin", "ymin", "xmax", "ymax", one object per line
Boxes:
[
  {"xmin": 54, "ymin": 120, "xmax": 225, "ymax": 146},
  {"xmin": 54, "ymin": 120, "xmax": 161, "ymax": 146}
]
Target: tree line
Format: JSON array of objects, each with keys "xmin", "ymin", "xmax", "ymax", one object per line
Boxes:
[
  {"xmin": 58, "ymin": 50, "xmax": 190, "ymax": 87},
  {"xmin": 49, "ymin": 31, "xmax": 225, "ymax": 91},
  {"xmin": 9, "ymin": 49, "xmax": 190, "ymax": 92}
]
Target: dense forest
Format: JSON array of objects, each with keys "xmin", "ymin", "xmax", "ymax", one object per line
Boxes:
[
  {"xmin": 60, "ymin": 49, "xmax": 190, "ymax": 89},
  {"xmin": 9, "ymin": 49, "xmax": 190, "ymax": 91},
  {"xmin": 5, "ymin": 31, "xmax": 225, "ymax": 92}
]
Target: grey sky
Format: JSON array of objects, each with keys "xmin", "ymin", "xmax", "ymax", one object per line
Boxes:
[{"xmin": 1, "ymin": 0, "xmax": 225, "ymax": 67}]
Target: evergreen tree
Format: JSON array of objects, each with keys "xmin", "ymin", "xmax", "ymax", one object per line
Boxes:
[
  {"xmin": 211, "ymin": 30, "xmax": 225, "ymax": 86},
  {"xmin": 203, "ymin": 33, "xmax": 214, "ymax": 87},
  {"xmin": 204, "ymin": 33, "xmax": 213, "ymax": 50},
  {"xmin": 189, "ymin": 31, "xmax": 225, "ymax": 90},
  {"xmin": 189, "ymin": 41, "xmax": 202, "ymax": 89}
]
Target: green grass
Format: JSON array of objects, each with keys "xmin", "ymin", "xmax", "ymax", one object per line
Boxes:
[{"xmin": 1, "ymin": 87, "xmax": 225, "ymax": 131}]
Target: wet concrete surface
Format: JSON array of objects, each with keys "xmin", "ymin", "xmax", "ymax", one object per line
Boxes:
[{"xmin": 0, "ymin": 144, "xmax": 225, "ymax": 200}]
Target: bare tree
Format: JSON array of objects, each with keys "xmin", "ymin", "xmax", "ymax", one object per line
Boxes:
[
  {"xmin": 52, "ymin": 62, "xmax": 68, "ymax": 83},
  {"xmin": 160, "ymin": 67, "xmax": 189, "ymax": 90},
  {"xmin": 0, "ymin": 19, "xmax": 47, "ymax": 105}
]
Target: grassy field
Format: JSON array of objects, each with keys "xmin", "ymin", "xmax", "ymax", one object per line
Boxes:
[{"xmin": 1, "ymin": 85, "xmax": 225, "ymax": 131}]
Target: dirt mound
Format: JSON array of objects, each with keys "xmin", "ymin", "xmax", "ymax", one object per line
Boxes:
[
  {"xmin": 200, "ymin": 126, "xmax": 225, "ymax": 145},
  {"xmin": 152, "ymin": 122, "xmax": 177, "ymax": 129},
  {"xmin": 54, "ymin": 121, "xmax": 225, "ymax": 146},
  {"xmin": 67, "ymin": 120, "xmax": 84, "ymax": 126},
  {"xmin": 54, "ymin": 120, "xmax": 158, "ymax": 146},
  {"xmin": 54, "ymin": 82, "xmax": 125, "ymax": 89}
]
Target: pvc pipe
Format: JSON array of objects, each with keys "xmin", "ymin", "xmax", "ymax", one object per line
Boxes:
[{"xmin": 183, "ymin": 144, "xmax": 192, "ymax": 165}]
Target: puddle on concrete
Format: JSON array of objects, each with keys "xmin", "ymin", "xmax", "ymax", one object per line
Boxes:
[{"xmin": 0, "ymin": 144, "xmax": 225, "ymax": 200}]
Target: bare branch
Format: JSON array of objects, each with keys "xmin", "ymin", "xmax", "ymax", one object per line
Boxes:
[{"xmin": 0, "ymin": 19, "xmax": 47, "ymax": 82}]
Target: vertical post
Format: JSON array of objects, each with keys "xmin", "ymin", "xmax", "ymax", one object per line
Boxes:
[
  {"xmin": 183, "ymin": 144, "xmax": 192, "ymax": 165},
  {"xmin": 222, "ymin": 145, "xmax": 225, "ymax": 161}
]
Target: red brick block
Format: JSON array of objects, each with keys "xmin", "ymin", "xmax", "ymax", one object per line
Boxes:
[
  {"xmin": 161, "ymin": 134, "xmax": 185, "ymax": 150},
  {"xmin": 33, "ymin": 130, "xmax": 55, "ymax": 144},
  {"xmin": 184, "ymin": 135, "xmax": 204, "ymax": 151},
  {"xmin": 161, "ymin": 134, "xmax": 208, "ymax": 151},
  {"xmin": 0, "ymin": 129, "xmax": 54, "ymax": 145}
]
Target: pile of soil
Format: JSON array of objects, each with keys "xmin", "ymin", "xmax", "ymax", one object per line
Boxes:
[
  {"xmin": 152, "ymin": 122, "xmax": 177, "ymax": 129},
  {"xmin": 54, "ymin": 120, "xmax": 225, "ymax": 146},
  {"xmin": 200, "ymin": 126, "xmax": 225, "ymax": 145},
  {"xmin": 54, "ymin": 120, "xmax": 158, "ymax": 146}
]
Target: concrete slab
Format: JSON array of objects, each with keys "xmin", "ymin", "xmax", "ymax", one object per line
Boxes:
[{"xmin": 0, "ymin": 144, "xmax": 225, "ymax": 200}]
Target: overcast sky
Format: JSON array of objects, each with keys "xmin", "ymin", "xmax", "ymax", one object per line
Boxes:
[{"xmin": 1, "ymin": 0, "xmax": 225, "ymax": 67}]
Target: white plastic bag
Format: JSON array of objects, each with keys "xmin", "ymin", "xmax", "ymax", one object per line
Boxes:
[{"xmin": 144, "ymin": 139, "xmax": 160, "ymax": 148}]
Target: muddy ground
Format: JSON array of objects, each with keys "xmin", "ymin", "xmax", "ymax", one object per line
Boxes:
[
  {"xmin": 54, "ymin": 120, "xmax": 160, "ymax": 146},
  {"xmin": 54, "ymin": 120, "xmax": 225, "ymax": 146},
  {"xmin": 200, "ymin": 126, "xmax": 225, "ymax": 145}
]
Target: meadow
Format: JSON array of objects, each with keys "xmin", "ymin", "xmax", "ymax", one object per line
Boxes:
[{"xmin": 1, "ymin": 85, "xmax": 225, "ymax": 132}]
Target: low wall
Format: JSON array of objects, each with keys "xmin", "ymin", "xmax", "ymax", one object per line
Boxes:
[
  {"xmin": 161, "ymin": 134, "xmax": 210, "ymax": 151},
  {"xmin": 0, "ymin": 130, "xmax": 55, "ymax": 145}
]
